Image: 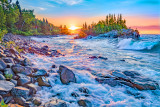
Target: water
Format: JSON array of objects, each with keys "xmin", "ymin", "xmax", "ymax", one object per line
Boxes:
[{"xmin": 25, "ymin": 34, "xmax": 160, "ymax": 106}]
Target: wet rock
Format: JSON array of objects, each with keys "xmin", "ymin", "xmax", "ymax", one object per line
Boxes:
[
  {"xmin": 12, "ymin": 65, "xmax": 33, "ymax": 76},
  {"xmin": 4, "ymin": 68, "xmax": 15, "ymax": 76},
  {"xmin": 21, "ymin": 58, "xmax": 32, "ymax": 66},
  {"xmin": 10, "ymin": 79, "xmax": 17, "ymax": 86},
  {"xmin": 0, "ymin": 59, "xmax": 7, "ymax": 70},
  {"xmin": 27, "ymin": 83, "xmax": 41, "ymax": 94},
  {"xmin": 95, "ymin": 78, "xmax": 121, "ymax": 87},
  {"xmin": 33, "ymin": 69, "xmax": 48, "ymax": 77},
  {"xmin": 89, "ymin": 56, "xmax": 108, "ymax": 60},
  {"xmin": 123, "ymin": 71, "xmax": 140, "ymax": 78},
  {"xmin": 9, "ymin": 48, "xmax": 19, "ymax": 55},
  {"xmin": 2, "ymin": 57, "xmax": 15, "ymax": 64},
  {"xmin": 52, "ymin": 64, "xmax": 57, "ymax": 68},
  {"xmin": 37, "ymin": 77, "xmax": 50, "ymax": 87},
  {"xmin": 44, "ymin": 98, "xmax": 67, "ymax": 107},
  {"xmin": 79, "ymin": 87, "xmax": 90, "ymax": 94},
  {"xmin": 0, "ymin": 80, "xmax": 15, "ymax": 92},
  {"xmin": 111, "ymin": 70, "xmax": 129, "ymax": 80},
  {"xmin": 78, "ymin": 99, "xmax": 92, "ymax": 107},
  {"xmin": 11, "ymin": 64, "xmax": 25, "ymax": 74},
  {"xmin": 17, "ymin": 73, "xmax": 31, "ymax": 86},
  {"xmin": 0, "ymin": 74, "xmax": 5, "ymax": 80},
  {"xmin": 71, "ymin": 92, "xmax": 79, "ymax": 98},
  {"xmin": 58, "ymin": 65, "xmax": 76, "ymax": 84},
  {"xmin": 33, "ymin": 98, "xmax": 42, "ymax": 106},
  {"xmin": 11, "ymin": 86, "xmax": 30, "ymax": 99},
  {"xmin": 13, "ymin": 97, "xmax": 26, "ymax": 106},
  {"xmin": 4, "ymin": 96, "xmax": 13, "ymax": 104},
  {"xmin": 48, "ymin": 69, "xmax": 56, "ymax": 73},
  {"xmin": 89, "ymin": 56, "xmax": 98, "ymax": 59},
  {"xmin": 120, "ymin": 59, "xmax": 125, "ymax": 62},
  {"xmin": 126, "ymin": 90, "xmax": 145, "ymax": 99}
]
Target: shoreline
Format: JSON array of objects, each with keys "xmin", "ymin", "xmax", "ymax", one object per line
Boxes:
[{"xmin": 0, "ymin": 34, "xmax": 159, "ymax": 106}]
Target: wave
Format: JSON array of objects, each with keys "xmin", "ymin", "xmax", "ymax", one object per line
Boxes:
[{"xmin": 117, "ymin": 38, "xmax": 160, "ymax": 51}]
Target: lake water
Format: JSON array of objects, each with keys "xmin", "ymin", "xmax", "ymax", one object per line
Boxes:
[{"xmin": 25, "ymin": 34, "xmax": 160, "ymax": 106}]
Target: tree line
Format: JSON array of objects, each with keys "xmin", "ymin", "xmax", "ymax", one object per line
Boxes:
[
  {"xmin": 0, "ymin": 0, "xmax": 70, "ymax": 38},
  {"xmin": 80, "ymin": 14, "xmax": 127, "ymax": 37}
]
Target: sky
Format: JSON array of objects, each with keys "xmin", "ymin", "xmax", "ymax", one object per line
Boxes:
[{"xmin": 13, "ymin": 0, "xmax": 160, "ymax": 34}]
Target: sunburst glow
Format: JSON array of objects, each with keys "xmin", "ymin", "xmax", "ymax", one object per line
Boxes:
[{"xmin": 69, "ymin": 26, "xmax": 79, "ymax": 30}]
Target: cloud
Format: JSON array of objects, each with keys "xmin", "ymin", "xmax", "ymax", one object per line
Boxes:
[{"xmin": 50, "ymin": 0, "xmax": 83, "ymax": 5}]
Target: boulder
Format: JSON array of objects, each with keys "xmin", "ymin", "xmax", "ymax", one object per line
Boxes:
[
  {"xmin": 26, "ymin": 83, "xmax": 41, "ymax": 94},
  {"xmin": 79, "ymin": 87, "xmax": 90, "ymax": 94},
  {"xmin": 13, "ymin": 97, "xmax": 26, "ymax": 106},
  {"xmin": 33, "ymin": 98, "xmax": 42, "ymax": 106},
  {"xmin": 37, "ymin": 77, "xmax": 50, "ymax": 87},
  {"xmin": 17, "ymin": 73, "xmax": 31, "ymax": 86},
  {"xmin": 58, "ymin": 65, "xmax": 76, "ymax": 84},
  {"xmin": 10, "ymin": 79, "xmax": 17, "ymax": 86},
  {"xmin": 44, "ymin": 98, "xmax": 67, "ymax": 107},
  {"xmin": 95, "ymin": 78, "xmax": 121, "ymax": 87},
  {"xmin": 22, "ymin": 58, "xmax": 32, "ymax": 66},
  {"xmin": 0, "ymin": 59, "xmax": 7, "ymax": 70},
  {"xmin": 2, "ymin": 57, "xmax": 15, "ymax": 64},
  {"xmin": 12, "ymin": 65, "xmax": 33, "ymax": 76},
  {"xmin": 4, "ymin": 68, "xmax": 15, "ymax": 76},
  {"xmin": 78, "ymin": 99, "xmax": 92, "ymax": 107},
  {"xmin": 33, "ymin": 69, "xmax": 48, "ymax": 77},
  {"xmin": 11, "ymin": 86, "xmax": 30, "ymax": 99},
  {"xmin": 71, "ymin": 92, "xmax": 79, "ymax": 98},
  {"xmin": 0, "ymin": 80, "xmax": 15, "ymax": 92},
  {"xmin": 0, "ymin": 74, "xmax": 5, "ymax": 80}
]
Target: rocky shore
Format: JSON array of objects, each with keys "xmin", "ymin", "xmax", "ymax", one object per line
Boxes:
[{"xmin": 0, "ymin": 34, "xmax": 159, "ymax": 107}]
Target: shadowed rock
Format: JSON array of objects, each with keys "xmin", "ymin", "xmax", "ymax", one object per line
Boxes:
[
  {"xmin": 78, "ymin": 99, "xmax": 92, "ymax": 107},
  {"xmin": 58, "ymin": 65, "xmax": 76, "ymax": 84},
  {"xmin": 0, "ymin": 59, "xmax": 7, "ymax": 70}
]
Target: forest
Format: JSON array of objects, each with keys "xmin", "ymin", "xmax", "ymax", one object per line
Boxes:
[
  {"xmin": 0, "ymin": 0, "xmax": 70, "ymax": 39},
  {"xmin": 78, "ymin": 14, "xmax": 128, "ymax": 38}
]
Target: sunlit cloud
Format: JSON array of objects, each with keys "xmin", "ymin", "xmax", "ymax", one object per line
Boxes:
[{"xmin": 50, "ymin": 0, "xmax": 83, "ymax": 5}]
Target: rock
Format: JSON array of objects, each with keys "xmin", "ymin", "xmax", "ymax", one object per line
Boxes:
[
  {"xmin": 13, "ymin": 97, "xmax": 26, "ymax": 106},
  {"xmin": 58, "ymin": 65, "xmax": 76, "ymax": 84},
  {"xmin": 17, "ymin": 73, "xmax": 31, "ymax": 86},
  {"xmin": 89, "ymin": 56, "xmax": 108, "ymax": 60},
  {"xmin": 3, "ymin": 96, "xmax": 13, "ymax": 104},
  {"xmin": 6, "ymin": 63, "xmax": 14, "ymax": 68},
  {"xmin": 37, "ymin": 77, "xmax": 50, "ymax": 87},
  {"xmin": 2, "ymin": 57, "xmax": 15, "ymax": 64},
  {"xmin": 78, "ymin": 99, "xmax": 92, "ymax": 107},
  {"xmin": 79, "ymin": 87, "xmax": 90, "ymax": 94},
  {"xmin": 12, "ymin": 65, "xmax": 33, "ymax": 76},
  {"xmin": 11, "ymin": 86, "xmax": 30, "ymax": 99},
  {"xmin": 4, "ymin": 68, "xmax": 15, "ymax": 76},
  {"xmin": 11, "ymin": 64, "xmax": 25, "ymax": 74},
  {"xmin": 111, "ymin": 70, "xmax": 129, "ymax": 80},
  {"xmin": 9, "ymin": 48, "xmax": 19, "ymax": 55},
  {"xmin": 95, "ymin": 78, "xmax": 121, "ymax": 87},
  {"xmin": 0, "ymin": 74, "xmax": 5, "ymax": 80},
  {"xmin": 71, "ymin": 92, "xmax": 79, "ymax": 98},
  {"xmin": 33, "ymin": 69, "xmax": 48, "ymax": 77},
  {"xmin": 0, "ymin": 52, "xmax": 6, "ymax": 58},
  {"xmin": 99, "ymin": 30, "xmax": 118, "ymax": 38},
  {"xmin": 33, "ymin": 98, "xmax": 42, "ymax": 106},
  {"xmin": 123, "ymin": 71, "xmax": 140, "ymax": 78},
  {"xmin": 48, "ymin": 69, "xmax": 56, "ymax": 73},
  {"xmin": 0, "ymin": 59, "xmax": 7, "ymax": 70},
  {"xmin": 0, "ymin": 80, "xmax": 15, "ymax": 92},
  {"xmin": 8, "ymin": 104, "xmax": 23, "ymax": 107},
  {"xmin": 44, "ymin": 98, "xmax": 67, "ymax": 107},
  {"xmin": 52, "ymin": 64, "xmax": 57, "ymax": 68},
  {"xmin": 10, "ymin": 79, "xmax": 17, "ymax": 86},
  {"xmin": 26, "ymin": 83, "xmax": 41, "ymax": 94},
  {"xmin": 22, "ymin": 58, "xmax": 32, "ymax": 66},
  {"xmin": 0, "ymin": 95, "xmax": 2, "ymax": 102}
]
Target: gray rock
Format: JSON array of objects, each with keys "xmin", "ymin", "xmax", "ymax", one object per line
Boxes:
[
  {"xmin": 2, "ymin": 57, "xmax": 15, "ymax": 64},
  {"xmin": 58, "ymin": 65, "xmax": 76, "ymax": 84},
  {"xmin": 22, "ymin": 58, "xmax": 32, "ymax": 66},
  {"xmin": 11, "ymin": 86, "xmax": 30, "ymax": 99},
  {"xmin": 4, "ymin": 96, "xmax": 13, "ymax": 104},
  {"xmin": 10, "ymin": 79, "xmax": 17, "ymax": 86},
  {"xmin": 44, "ymin": 98, "xmax": 67, "ymax": 107},
  {"xmin": 0, "ymin": 80, "xmax": 15, "ymax": 92},
  {"xmin": 4, "ymin": 68, "xmax": 15, "ymax": 76},
  {"xmin": 33, "ymin": 69, "xmax": 47, "ymax": 77},
  {"xmin": 33, "ymin": 98, "xmax": 42, "ymax": 106},
  {"xmin": 13, "ymin": 97, "xmax": 26, "ymax": 106},
  {"xmin": 0, "ymin": 74, "xmax": 5, "ymax": 80},
  {"xmin": 27, "ymin": 83, "xmax": 41, "ymax": 94},
  {"xmin": 0, "ymin": 59, "xmax": 7, "ymax": 70},
  {"xmin": 78, "ymin": 99, "xmax": 92, "ymax": 107},
  {"xmin": 17, "ymin": 73, "xmax": 31, "ymax": 86},
  {"xmin": 12, "ymin": 65, "xmax": 33, "ymax": 76},
  {"xmin": 37, "ymin": 77, "xmax": 50, "ymax": 87},
  {"xmin": 95, "ymin": 78, "xmax": 121, "ymax": 87},
  {"xmin": 79, "ymin": 87, "xmax": 90, "ymax": 94}
]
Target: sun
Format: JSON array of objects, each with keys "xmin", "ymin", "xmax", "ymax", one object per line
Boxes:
[{"xmin": 69, "ymin": 26, "xmax": 79, "ymax": 30}]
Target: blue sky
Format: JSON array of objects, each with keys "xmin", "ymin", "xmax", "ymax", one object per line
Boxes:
[{"xmin": 13, "ymin": 0, "xmax": 160, "ymax": 34}]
